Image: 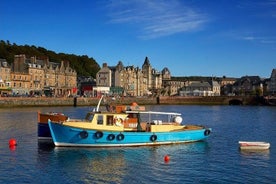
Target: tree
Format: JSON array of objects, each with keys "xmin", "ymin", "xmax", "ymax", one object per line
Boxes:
[{"xmin": 0, "ymin": 40, "xmax": 100, "ymax": 77}]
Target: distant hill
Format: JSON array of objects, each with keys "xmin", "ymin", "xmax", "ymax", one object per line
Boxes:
[{"xmin": 0, "ymin": 40, "xmax": 100, "ymax": 77}]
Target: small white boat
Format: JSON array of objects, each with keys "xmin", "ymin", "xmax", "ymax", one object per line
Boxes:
[{"xmin": 239, "ymin": 141, "xmax": 270, "ymax": 150}]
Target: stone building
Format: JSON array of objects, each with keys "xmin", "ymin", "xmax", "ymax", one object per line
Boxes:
[
  {"xmin": 122, "ymin": 65, "xmax": 143, "ymax": 96},
  {"xmin": 0, "ymin": 59, "xmax": 12, "ymax": 95},
  {"xmin": 218, "ymin": 77, "xmax": 237, "ymax": 96},
  {"xmin": 179, "ymin": 81, "xmax": 211, "ymax": 96},
  {"xmin": 178, "ymin": 78, "xmax": 221, "ymax": 96},
  {"xmin": 96, "ymin": 63, "xmax": 112, "ymax": 87},
  {"xmin": 163, "ymin": 80, "xmax": 186, "ymax": 96},
  {"xmin": 268, "ymin": 69, "xmax": 276, "ymax": 95},
  {"xmin": 142, "ymin": 57, "xmax": 163, "ymax": 92},
  {"xmin": 0, "ymin": 59, "xmax": 11, "ymax": 86},
  {"xmin": 232, "ymin": 76, "xmax": 263, "ymax": 96},
  {"xmin": 10, "ymin": 72, "xmax": 31, "ymax": 95},
  {"xmin": 0, "ymin": 54, "xmax": 77, "ymax": 96},
  {"xmin": 96, "ymin": 57, "xmax": 165, "ymax": 96},
  {"xmin": 211, "ymin": 80, "xmax": 221, "ymax": 96}
]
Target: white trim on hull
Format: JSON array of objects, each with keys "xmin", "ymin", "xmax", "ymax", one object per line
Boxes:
[
  {"xmin": 53, "ymin": 140, "xmax": 203, "ymax": 147},
  {"xmin": 38, "ymin": 137, "xmax": 53, "ymax": 141}
]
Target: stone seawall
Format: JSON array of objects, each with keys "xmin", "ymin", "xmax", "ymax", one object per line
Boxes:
[
  {"xmin": 0, "ymin": 97, "xmax": 157, "ymax": 108},
  {"xmin": 0, "ymin": 96, "xmax": 257, "ymax": 108},
  {"xmin": 159, "ymin": 96, "xmax": 230, "ymax": 105}
]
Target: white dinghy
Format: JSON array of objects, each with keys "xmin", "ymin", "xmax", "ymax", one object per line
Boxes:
[{"xmin": 239, "ymin": 141, "xmax": 270, "ymax": 150}]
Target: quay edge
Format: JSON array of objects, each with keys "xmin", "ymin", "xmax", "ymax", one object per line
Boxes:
[{"xmin": 0, "ymin": 96, "xmax": 261, "ymax": 108}]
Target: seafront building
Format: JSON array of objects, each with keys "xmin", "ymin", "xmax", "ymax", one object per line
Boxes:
[
  {"xmin": 96, "ymin": 57, "xmax": 223, "ymax": 97},
  {"xmin": 0, "ymin": 54, "xmax": 77, "ymax": 96},
  {"xmin": 96, "ymin": 57, "xmax": 164, "ymax": 96},
  {"xmin": 179, "ymin": 80, "xmax": 221, "ymax": 96},
  {"xmin": 0, "ymin": 59, "xmax": 11, "ymax": 95},
  {"xmin": 1, "ymin": 54, "xmax": 275, "ymax": 97},
  {"xmin": 268, "ymin": 69, "xmax": 276, "ymax": 95}
]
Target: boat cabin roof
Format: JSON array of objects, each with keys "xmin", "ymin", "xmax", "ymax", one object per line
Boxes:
[{"xmin": 125, "ymin": 111, "xmax": 181, "ymax": 116}]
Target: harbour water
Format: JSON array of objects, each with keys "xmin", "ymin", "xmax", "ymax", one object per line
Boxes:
[{"xmin": 0, "ymin": 105, "xmax": 275, "ymax": 183}]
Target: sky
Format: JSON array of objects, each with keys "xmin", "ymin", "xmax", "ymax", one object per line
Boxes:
[{"xmin": 1, "ymin": 0, "xmax": 276, "ymax": 78}]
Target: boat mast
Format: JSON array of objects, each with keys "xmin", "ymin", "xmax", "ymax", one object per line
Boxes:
[{"xmin": 95, "ymin": 95, "xmax": 104, "ymax": 112}]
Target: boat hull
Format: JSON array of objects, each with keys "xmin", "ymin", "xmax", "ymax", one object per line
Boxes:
[
  {"xmin": 48, "ymin": 122, "xmax": 211, "ymax": 147},
  {"xmin": 37, "ymin": 112, "xmax": 68, "ymax": 140},
  {"xmin": 38, "ymin": 123, "xmax": 52, "ymax": 141}
]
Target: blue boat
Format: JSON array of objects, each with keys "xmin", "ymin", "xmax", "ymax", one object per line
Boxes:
[
  {"xmin": 37, "ymin": 112, "xmax": 68, "ymax": 141},
  {"xmin": 48, "ymin": 97, "xmax": 212, "ymax": 147}
]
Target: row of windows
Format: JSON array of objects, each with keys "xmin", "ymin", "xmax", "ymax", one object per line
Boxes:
[
  {"xmin": 12, "ymin": 82, "xmax": 39, "ymax": 88},
  {"xmin": 0, "ymin": 68, "xmax": 10, "ymax": 72}
]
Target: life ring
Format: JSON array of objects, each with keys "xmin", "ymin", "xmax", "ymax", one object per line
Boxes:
[
  {"xmin": 150, "ymin": 134, "xmax": 157, "ymax": 142},
  {"xmin": 79, "ymin": 130, "xmax": 88, "ymax": 139},
  {"xmin": 204, "ymin": 129, "xmax": 211, "ymax": 136},
  {"xmin": 117, "ymin": 133, "xmax": 124, "ymax": 141},
  {"xmin": 114, "ymin": 118, "xmax": 123, "ymax": 126},
  {"xmin": 107, "ymin": 134, "xmax": 115, "ymax": 141},
  {"xmin": 94, "ymin": 131, "xmax": 103, "ymax": 139}
]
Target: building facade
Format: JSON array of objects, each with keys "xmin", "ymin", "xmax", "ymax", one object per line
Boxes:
[
  {"xmin": 0, "ymin": 59, "xmax": 12, "ymax": 95},
  {"xmin": 268, "ymin": 69, "xmax": 276, "ymax": 95},
  {"xmin": 0, "ymin": 54, "xmax": 77, "ymax": 96},
  {"xmin": 179, "ymin": 81, "xmax": 211, "ymax": 96},
  {"xmin": 232, "ymin": 76, "xmax": 263, "ymax": 96},
  {"xmin": 96, "ymin": 57, "xmax": 165, "ymax": 96}
]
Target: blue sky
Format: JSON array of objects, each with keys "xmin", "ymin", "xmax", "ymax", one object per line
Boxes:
[{"xmin": 1, "ymin": 0, "xmax": 276, "ymax": 78}]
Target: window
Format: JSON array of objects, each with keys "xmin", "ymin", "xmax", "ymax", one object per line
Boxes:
[
  {"xmin": 85, "ymin": 113, "xmax": 94, "ymax": 121},
  {"xmin": 97, "ymin": 115, "xmax": 103, "ymax": 125},
  {"xmin": 107, "ymin": 116, "xmax": 113, "ymax": 126}
]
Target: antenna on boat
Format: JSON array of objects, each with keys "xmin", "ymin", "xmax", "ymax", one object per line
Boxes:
[{"xmin": 95, "ymin": 95, "xmax": 104, "ymax": 112}]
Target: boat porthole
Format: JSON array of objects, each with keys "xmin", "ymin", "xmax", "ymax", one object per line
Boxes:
[
  {"xmin": 204, "ymin": 129, "xmax": 211, "ymax": 136},
  {"xmin": 107, "ymin": 134, "xmax": 115, "ymax": 141},
  {"xmin": 79, "ymin": 131, "xmax": 88, "ymax": 139},
  {"xmin": 94, "ymin": 131, "xmax": 103, "ymax": 139},
  {"xmin": 150, "ymin": 135, "xmax": 157, "ymax": 142},
  {"xmin": 117, "ymin": 133, "xmax": 124, "ymax": 141}
]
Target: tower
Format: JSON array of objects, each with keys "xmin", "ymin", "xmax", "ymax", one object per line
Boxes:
[{"xmin": 142, "ymin": 56, "xmax": 152, "ymax": 89}]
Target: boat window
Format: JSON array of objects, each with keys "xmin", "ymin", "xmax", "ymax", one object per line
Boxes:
[
  {"xmin": 107, "ymin": 115, "xmax": 113, "ymax": 126},
  {"xmin": 97, "ymin": 115, "xmax": 103, "ymax": 125},
  {"xmin": 85, "ymin": 113, "xmax": 94, "ymax": 121}
]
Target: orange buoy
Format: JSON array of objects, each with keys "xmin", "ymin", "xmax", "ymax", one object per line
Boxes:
[
  {"xmin": 9, "ymin": 138, "xmax": 17, "ymax": 147},
  {"xmin": 164, "ymin": 155, "xmax": 170, "ymax": 163}
]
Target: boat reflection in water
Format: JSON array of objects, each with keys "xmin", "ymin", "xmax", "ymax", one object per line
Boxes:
[{"xmin": 37, "ymin": 141, "xmax": 210, "ymax": 183}]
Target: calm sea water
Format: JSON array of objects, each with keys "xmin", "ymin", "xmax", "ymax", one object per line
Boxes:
[{"xmin": 0, "ymin": 105, "xmax": 275, "ymax": 184}]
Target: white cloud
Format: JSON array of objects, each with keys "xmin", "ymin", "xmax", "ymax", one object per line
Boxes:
[
  {"xmin": 106, "ymin": 0, "xmax": 209, "ymax": 39},
  {"xmin": 239, "ymin": 35, "xmax": 276, "ymax": 46},
  {"xmin": 241, "ymin": 36, "xmax": 256, "ymax": 41}
]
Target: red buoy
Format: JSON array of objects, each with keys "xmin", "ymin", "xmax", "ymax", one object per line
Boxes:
[
  {"xmin": 9, "ymin": 145, "xmax": 16, "ymax": 151},
  {"xmin": 9, "ymin": 138, "xmax": 17, "ymax": 147},
  {"xmin": 164, "ymin": 155, "xmax": 170, "ymax": 163}
]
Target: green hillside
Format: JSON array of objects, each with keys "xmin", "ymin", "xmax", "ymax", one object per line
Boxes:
[{"xmin": 0, "ymin": 40, "xmax": 100, "ymax": 77}]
